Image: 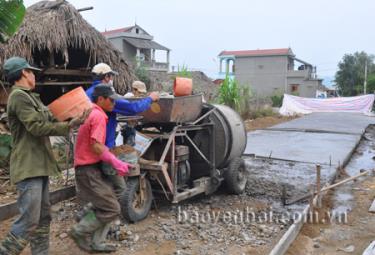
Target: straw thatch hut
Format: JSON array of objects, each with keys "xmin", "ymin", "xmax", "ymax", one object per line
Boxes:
[{"xmin": 0, "ymin": 0, "xmax": 135, "ymax": 104}]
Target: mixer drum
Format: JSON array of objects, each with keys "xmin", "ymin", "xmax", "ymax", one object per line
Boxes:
[{"xmin": 192, "ymin": 104, "xmax": 247, "ymax": 169}]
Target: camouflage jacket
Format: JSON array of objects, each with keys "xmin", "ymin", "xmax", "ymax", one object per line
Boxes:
[{"xmin": 7, "ymin": 86, "xmax": 70, "ymax": 184}]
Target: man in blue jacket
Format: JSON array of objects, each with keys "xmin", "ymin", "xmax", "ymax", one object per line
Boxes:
[{"xmin": 86, "ymin": 63, "xmax": 159, "ymax": 198}]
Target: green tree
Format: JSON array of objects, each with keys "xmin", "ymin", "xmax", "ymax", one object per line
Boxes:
[
  {"xmin": 0, "ymin": 0, "xmax": 25, "ymax": 43},
  {"xmin": 335, "ymin": 52, "xmax": 375, "ymax": 96},
  {"xmin": 367, "ymin": 73, "xmax": 375, "ymax": 94},
  {"xmin": 134, "ymin": 64, "xmax": 150, "ymax": 88}
]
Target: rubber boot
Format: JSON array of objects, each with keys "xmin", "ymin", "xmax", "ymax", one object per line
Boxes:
[
  {"xmin": 0, "ymin": 232, "xmax": 28, "ymax": 255},
  {"xmin": 30, "ymin": 225, "xmax": 50, "ymax": 255},
  {"xmin": 75, "ymin": 202, "xmax": 94, "ymax": 222},
  {"xmin": 69, "ymin": 211, "xmax": 102, "ymax": 252},
  {"xmin": 91, "ymin": 222, "xmax": 117, "ymax": 253}
]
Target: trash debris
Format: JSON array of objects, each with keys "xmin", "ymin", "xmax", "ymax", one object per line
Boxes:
[{"xmin": 337, "ymin": 244, "xmax": 355, "ymax": 253}]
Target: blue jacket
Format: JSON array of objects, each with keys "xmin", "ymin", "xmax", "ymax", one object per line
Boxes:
[{"xmin": 86, "ymin": 80, "xmax": 152, "ymax": 148}]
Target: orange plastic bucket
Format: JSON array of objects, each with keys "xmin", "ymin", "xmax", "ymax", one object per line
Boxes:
[
  {"xmin": 48, "ymin": 86, "xmax": 92, "ymax": 121},
  {"xmin": 173, "ymin": 77, "xmax": 193, "ymax": 97}
]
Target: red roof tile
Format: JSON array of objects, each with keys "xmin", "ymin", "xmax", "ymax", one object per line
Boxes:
[
  {"xmin": 219, "ymin": 48, "xmax": 292, "ymax": 57},
  {"xmin": 101, "ymin": 26, "xmax": 134, "ymax": 36}
]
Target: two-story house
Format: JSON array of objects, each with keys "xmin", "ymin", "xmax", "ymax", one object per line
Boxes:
[
  {"xmin": 102, "ymin": 24, "xmax": 170, "ymax": 72},
  {"xmin": 218, "ymin": 48, "xmax": 323, "ymax": 97}
]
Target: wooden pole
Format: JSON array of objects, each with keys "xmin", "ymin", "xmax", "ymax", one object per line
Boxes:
[{"xmin": 316, "ymin": 164, "xmax": 321, "ymax": 208}]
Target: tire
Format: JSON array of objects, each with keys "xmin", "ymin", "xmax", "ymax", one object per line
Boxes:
[
  {"xmin": 224, "ymin": 157, "xmax": 247, "ymax": 194},
  {"xmin": 120, "ymin": 177, "xmax": 153, "ymax": 223}
]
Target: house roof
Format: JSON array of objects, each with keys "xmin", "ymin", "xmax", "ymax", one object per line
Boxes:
[
  {"xmin": 101, "ymin": 25, "xmax": 151, "ymax": 37},
  {"xmin": 0, "ymin": 0, "xmax": 135, "ymax": 94},
  {"xmin": 123, "ymin": 37, "xmax": 169, "ymax": 51},
  {"xmin": 219, "ymin": 48, "xmax": 294, "ymax": 57},
  {"xmin": 101, "ymin": 26, "xmax": 133, "ymax": 36}
]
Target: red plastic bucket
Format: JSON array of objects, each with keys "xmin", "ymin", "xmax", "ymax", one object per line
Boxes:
[
  {"xmin": 173, "ymin": 77, "xmax": 193, "ymax": 97},
  {"xmin": 48, "ymin": 87, "xmax": 92, "ymax": 121}
]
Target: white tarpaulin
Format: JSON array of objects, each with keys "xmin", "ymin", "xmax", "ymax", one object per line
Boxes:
[{"xmin": 279, "ymin": 94, "xmax": 375, "ymax": 116}]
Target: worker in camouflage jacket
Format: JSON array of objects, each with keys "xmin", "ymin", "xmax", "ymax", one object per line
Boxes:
[{"xmin": 0, "ymin": 57, "xmax": 87, "ymax": 255}]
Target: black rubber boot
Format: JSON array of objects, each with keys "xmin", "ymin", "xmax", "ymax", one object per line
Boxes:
[
  {"xmin": 30, "ymin": 225, "xmax": 50, "ymax": 255},
  {"xmin": 0, "ymin": 232, "xmax": 28, "ymax": 255}
]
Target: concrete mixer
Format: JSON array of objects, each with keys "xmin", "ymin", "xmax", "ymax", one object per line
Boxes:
[{"xmin": 117, "ymin": 94, "xmax": 247, "ymax": 222}]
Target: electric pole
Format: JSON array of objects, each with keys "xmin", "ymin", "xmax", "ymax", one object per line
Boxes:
[{"xmin": 364, "ymin": 61, "xmax": 368, "ymax": 94}]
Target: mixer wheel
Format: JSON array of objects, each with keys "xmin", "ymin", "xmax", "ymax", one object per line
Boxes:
[{"xmin": 224, "ymin": 157, "xmax": 247, "ymax": 194}]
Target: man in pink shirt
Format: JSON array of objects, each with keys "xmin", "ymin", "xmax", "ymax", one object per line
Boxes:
[{"xmin": 70, "ymin": 84, "xmax": 131, "ymax": 253}]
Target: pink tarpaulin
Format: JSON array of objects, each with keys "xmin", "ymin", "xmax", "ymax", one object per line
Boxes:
[{"xmin": 279, "ymin": 94, "xmax": 375, "ymax": 116}]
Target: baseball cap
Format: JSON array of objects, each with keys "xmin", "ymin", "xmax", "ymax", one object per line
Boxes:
[
  {"xmin": 132, "ymin": 80, "xmax": 147, "ymax": 93},
  {"xmin": 92, "ymin": 63, "xmax": 119, "ymax": 75},
  {"xmin": 93, "ymin": 84, "xmax": 121, "ymax": 100},
  {"xmin": 3, "ymin": 57, "xmax": 42, "ymax": 77}
]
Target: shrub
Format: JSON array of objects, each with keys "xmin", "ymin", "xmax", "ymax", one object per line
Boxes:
[
  {"xmin": 248, "ymin": 107, "xmax": 275, "ymax": 119},
  {"xmin": 270, "ymin": 94, "xmax": 284, "ymax": 107},
  {"xmin": 176, "ymin": 64, "xmax": 192, "ymax": 78},
  {"xmin": 135, "ymin": 64, "xmax": 150, "ymax": 87},
  {"xmin": 218, "ymin": 74, "xmax": 241, "ymax": 111}
]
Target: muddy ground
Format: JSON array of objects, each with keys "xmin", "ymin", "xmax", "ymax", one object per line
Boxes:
[
  {"xmin": 7, "ymin": 115, "xmax": 374, "ymax": 255},
  {"xmin": 244, "ymin": 115, "xmax": 298, "ymax": 132},
  {"xmin": 0, "ymin": 189, "xmax": 291, "ymax": 255},
  {"xmin": 287, "ymin": 125, "xmax": 375, "ymax": 255},
  {"xmin": 0, "ymin": 114, "xmax": 313, "ymax": 255}
]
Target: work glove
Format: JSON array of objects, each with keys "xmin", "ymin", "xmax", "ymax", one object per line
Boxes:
[
  {"xmin": 68, "ymin": 108, "xmax": 91, "ymax": 129},
  {"xmin": 99, "ymin": 148, "xmax": 132, "ymax": 176}
]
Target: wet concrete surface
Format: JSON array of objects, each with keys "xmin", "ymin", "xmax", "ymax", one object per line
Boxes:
[
  {"xmin": 268, "ymin": 112, "xmax": 375, "ymax": 135},
  {"xmin": 244, "ymin": 157, "xmax": 337, "ymax": 204},
  {"xmin": 245, "ymin": 131, "xmax": 360, "ymax": 166},
  {"xmin": 244, "ymin": 113, "xmax": 375, "ymax": 213},
  {"xmin": 245, "ymin": 113, "xmax": 375, "ymax": 166}
]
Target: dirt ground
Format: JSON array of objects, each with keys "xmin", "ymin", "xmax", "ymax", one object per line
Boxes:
[
  {"xmin": 0, "ymin": 192, "xmax": 288, "ymax": 255},
  {"xmin": 244, "ymin": 115, "xmax": 298, "ymax": 132},
  {"xmin": 287, "ymin": 176, "xmax": 375, "ymax": 255},
  {"xmin": 287, "ymin": 126, "xmax": 375, "ymax": 255}
]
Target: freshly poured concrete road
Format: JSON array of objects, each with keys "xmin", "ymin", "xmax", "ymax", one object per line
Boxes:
[
  {"xmin": 244, "ymin": 113, "xmax": 375, "ymax": 166},
  {"xmin": 268, "ymin": 112, "xmax": 375, "ymax": 135}
]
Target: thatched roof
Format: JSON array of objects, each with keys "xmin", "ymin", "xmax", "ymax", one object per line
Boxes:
[{"xmin": 0, "ymin": 0, "xmax": 135, "ymax": 94}]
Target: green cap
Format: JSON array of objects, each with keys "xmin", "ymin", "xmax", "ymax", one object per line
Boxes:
[{"xmin": 3, "ymin": 57, "xmax": 41, "ymax": 77}]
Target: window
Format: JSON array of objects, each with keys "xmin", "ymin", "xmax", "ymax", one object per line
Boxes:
[{"xmin": 290, "ymin": 84, "xmax": 299, "ymax": 92}]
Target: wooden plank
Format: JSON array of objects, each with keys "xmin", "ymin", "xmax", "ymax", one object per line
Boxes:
[
  {"xmin": 0, "ymin": 186, "xmax": 76, "ymax": 222},
  {"xmin": 269, "ymin": 204, "xmax": 310, "ymax": 255},
  {"xmin": 42, "ymin": 68, "xmax": 91, "ymax": 77},
  {"xmin": 36, "ymin": 81, "xmax": 92, "ymax": 86}
]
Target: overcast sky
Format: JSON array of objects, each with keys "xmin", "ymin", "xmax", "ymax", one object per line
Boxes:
[{"xmin": 24, "ymin": 0, "xmax": 375, "ymax": 84}]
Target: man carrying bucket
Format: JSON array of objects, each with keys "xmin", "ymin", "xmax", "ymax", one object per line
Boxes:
[
  {"xmin": 0, "ymin": 57, "xmax": 87, "ymax": 255},
  {"xmin": 86, "ymin": 63, "xmax": 159, "ymax": 198}
]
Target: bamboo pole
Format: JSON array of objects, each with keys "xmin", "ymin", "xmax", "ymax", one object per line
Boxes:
[{"xmin": 286, "ymin": 170, "xmax": 370, "ymax": 205}]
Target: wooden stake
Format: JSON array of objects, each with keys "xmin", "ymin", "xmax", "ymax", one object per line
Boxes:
[{"xmin": 316, "ymin": 164, "xmax": 321, "ymax": 208}]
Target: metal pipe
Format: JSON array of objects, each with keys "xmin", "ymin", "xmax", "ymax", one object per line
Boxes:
[
  {"xmin": 185, "ymin": 135, "xmax": 211, "ymax": 165},
  {"xmin": 192, "ymin": 107, "xmax": 216, "ymax": 125}
]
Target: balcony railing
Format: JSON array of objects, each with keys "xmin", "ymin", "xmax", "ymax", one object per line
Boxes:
[
  {"xmin": 141, "ymin": 60, "xmax": 169, "ymax": 71},
  {"xmin": 287, "ymin": 69, "xmax": 311, "ymax": 79}
]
